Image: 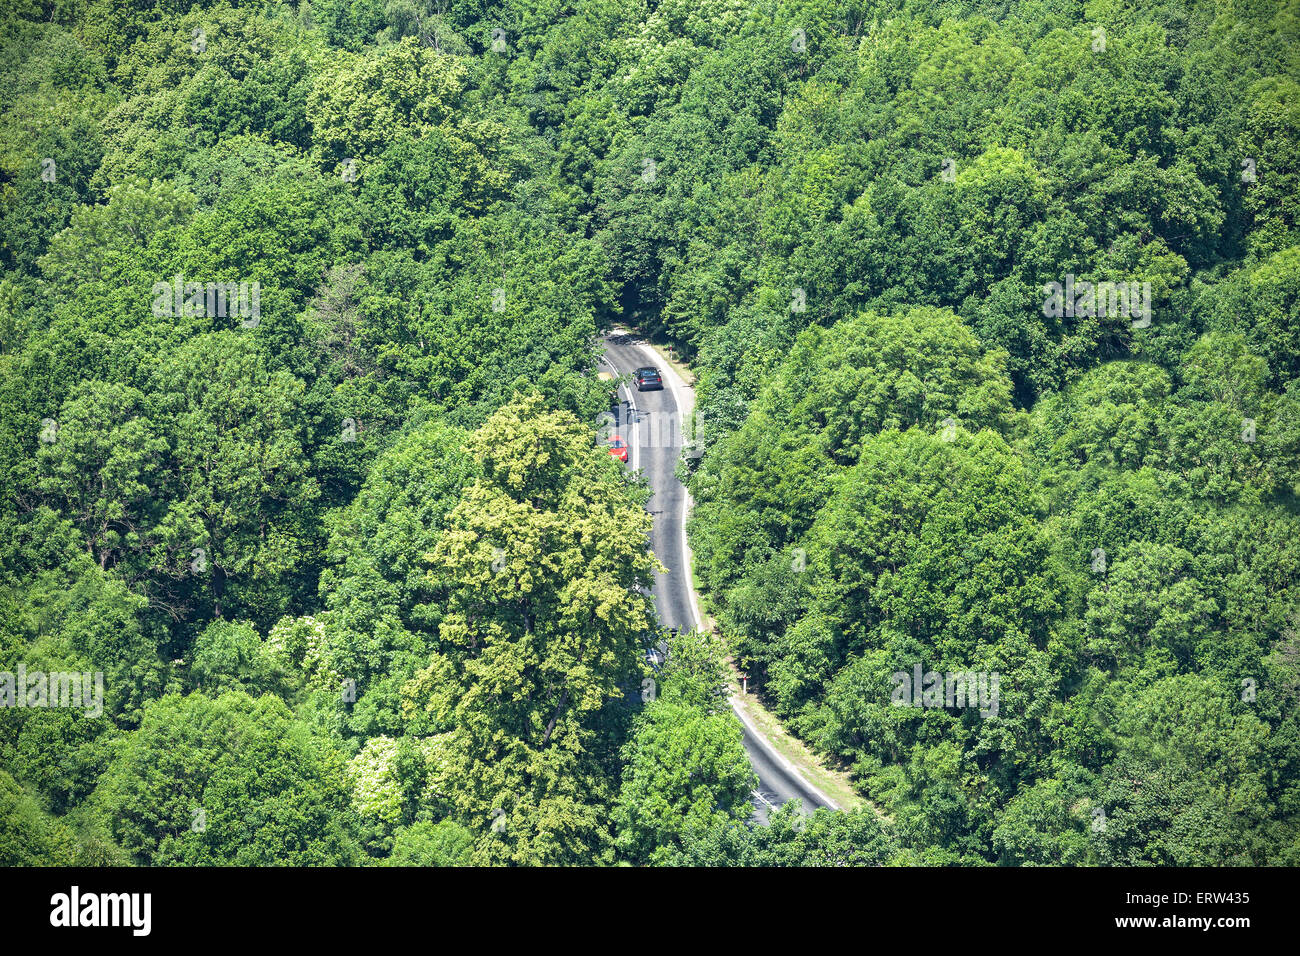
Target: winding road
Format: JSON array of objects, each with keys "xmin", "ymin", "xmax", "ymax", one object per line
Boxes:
[{"xmin": 600, "ymin": 330, "xmax": 837, "ymax": 822}]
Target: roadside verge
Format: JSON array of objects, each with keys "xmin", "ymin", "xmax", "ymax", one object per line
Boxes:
[{"xmin": 620, "ymin": 328, "xmax": 863, "ymax": 813}]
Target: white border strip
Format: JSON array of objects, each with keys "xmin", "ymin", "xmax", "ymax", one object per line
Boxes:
[
  {"xmin": 730, "ymin": 695, "xmax": 840, "ymax": 811},
  {"xmin": 620, "ymin": 334, "xmax": 839, "ymax": 812},
  {"xmin": 627, "ymin": 339, "xmax": 704, "ymax": 633}
]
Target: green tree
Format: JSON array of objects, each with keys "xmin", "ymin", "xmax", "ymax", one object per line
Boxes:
[
  {"xmin": 404, "ymin": 393, "xmax": 658, "ymax": 865},
  {"xmin": 92, "ymin": 691, "xmax": 361, "ymax": 866}
]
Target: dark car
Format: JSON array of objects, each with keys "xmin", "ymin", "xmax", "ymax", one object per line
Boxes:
[{"xmin": 634, "ymin": 366, "xmax": 663, "ymax": 391}]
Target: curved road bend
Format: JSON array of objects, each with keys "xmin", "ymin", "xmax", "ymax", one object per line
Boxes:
[{"xmin": 600, "ymin": 330, "xmax": 837, "ymax": 822}]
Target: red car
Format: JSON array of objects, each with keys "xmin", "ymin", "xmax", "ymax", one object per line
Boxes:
[{"xmin": 607, "ymin": 435, "xmax": 628, "ymax": 463}]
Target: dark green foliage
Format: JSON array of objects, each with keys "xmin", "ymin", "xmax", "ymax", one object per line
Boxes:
[
  {"xmin": 3, "ymin": 0, "xmax": 1298, "ymax": 868},
  {"xmin": 91, "ymin": 692, "xmax": 362, "ymax": 865},
  {"xmin": 664, "ymin": 803, "xmax": 897, "ymax": 867}
]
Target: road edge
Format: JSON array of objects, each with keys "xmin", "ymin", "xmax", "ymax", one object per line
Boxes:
[{"xmin": 614, "ymin": 329, "xmax": 841, "ymax": 812}]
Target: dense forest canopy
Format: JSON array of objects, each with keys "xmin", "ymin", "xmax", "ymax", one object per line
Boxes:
[{"xmin": 1, "ymin": 0, "xmax": 1297, "ymax": 866}]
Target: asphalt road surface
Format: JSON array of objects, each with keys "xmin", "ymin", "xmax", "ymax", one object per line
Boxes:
[{"xmin": 600, "ymin": 330, "xmax": 836, "ymax": 822}]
